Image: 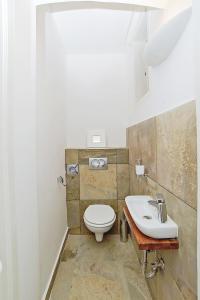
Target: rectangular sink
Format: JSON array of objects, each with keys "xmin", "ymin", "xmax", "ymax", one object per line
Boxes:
[{"xmin": 125, "ymin": 195, "xmax": 178, "ymax": 239}]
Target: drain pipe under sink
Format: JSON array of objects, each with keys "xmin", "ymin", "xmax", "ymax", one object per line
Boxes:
[{"xmin": 142, "ymin": 250, "xmax": 165, "ymax": 279}]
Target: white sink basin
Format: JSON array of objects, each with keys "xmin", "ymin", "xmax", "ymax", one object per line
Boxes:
[{"xmin": 125, "ymin": 195, "xmax": 178, "ymax": 239}]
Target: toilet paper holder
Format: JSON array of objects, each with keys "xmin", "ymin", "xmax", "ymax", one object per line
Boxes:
[{"xmin": 135, "ymin": 159, "xmax": 148, "ymax": 177}]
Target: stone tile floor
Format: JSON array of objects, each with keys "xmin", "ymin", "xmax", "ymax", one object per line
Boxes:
[{"xmin": 51, "ymin": 235, "xmax": 152, "ymax": 300}]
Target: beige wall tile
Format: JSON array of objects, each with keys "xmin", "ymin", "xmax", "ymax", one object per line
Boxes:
[
  {"xmin": 116, "ymin": 148, "xmax": 129, "ymax": 164},
  {"xmin": 69, "ymin": 227, "xmax": 81, "ymax": 235},
  {"xmin": 118, "ymin": 199, "xmax": 126, "ymax": 216},
  {"xmin": 78, "ymin": 149, "xmax": 117, "ymax": 164},
  {"xmin": 66, "ymin": 148, "xmax": 130, "ymax": 236},
  {"xmin": 156, "ymin": 101, "xmax": 197, "ymax": 208},
  {"xmin": 175, "ymin": 278, "xmax": 197, "ymax": 300},
  {"xmin": 129, "ymin": 165, "xmax": 139, "ymax": 195},
  {"xmin": 117, "ymin": 164, "xmax": 130, "ymax": 200},
  {"xmin": 127, "ymin": 118, "xmax": 157, "ymax": 180},
  {"xmin": 130, "ymin": 233, "xmax": 141, "ymax": 262},
  {"xmin": 127, "ymin": 101, "xmax": 197, "ymax": 300},
  {"xmin": 130, "ymin": 177, "xmax": 197, "ymax": 299},
  {"xmin": 66, "ymin": 174, "xmax": 80, "ymax": 201},
  {"xmin": 65, "ymin": 149, "xmax": 78, "ymax": 164},
  {"xmin": 129, "ymin": 176, "xmax": 197, "ymax": 299},
  {"xmin": 130, "ymin": 236, "xmax": 158, "ymax": 300},
  {"xmin": 142, "ymin": 251, "xmax": 158, "ymax": 300},
  {"xmin": 157, "ymin": 266, "xmax": 185, "ymax": 300},
  {"xmin": 80, "ymin": 164, "xmax": 117, "ymax": 200},
  {"xmin": 67, "ymin": 201, "xmax": 80, "ymax": 232},
  {"xmin": 157, "ymin": 185, "xmax": 197, "ymax": 298},
  {"xmin": 118, "ymin": 200, "xmax": 126, "ymax": 232},
  {"xmin": 129, "ymin": 165, "xmax": 150, "ymax": 195},
  {"xmin": 144, "ymin": 177, "xmax": 158, "ymax": 197}
]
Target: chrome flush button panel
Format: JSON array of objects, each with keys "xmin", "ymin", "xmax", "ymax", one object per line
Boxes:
[{"xmin": 89, "ymin": 157, "xmax": 108, "ymax": 170}]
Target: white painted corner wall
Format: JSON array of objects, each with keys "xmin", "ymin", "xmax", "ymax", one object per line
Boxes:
[
  {"xmin": 1, "ymin": 2, "xmax": 68, "ymax": 299},
  {"xmin": 129, "ymin": 0, "xmax": 194, "ymax": 126},
  {"xmin": 37, "ymin": 9, "xmax": 67, "ymax": 297},
  {"xmin": 2, "ymin": 0, "xmax": 40, "ymax": 299},
  {"xmin": 64, "ymin": 51, "xmax": 135, "ymax": 148}
]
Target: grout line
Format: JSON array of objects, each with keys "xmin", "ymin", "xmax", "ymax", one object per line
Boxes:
[
  {"xmin": 146, "ymin": 174, "xmax": 197, "ymax": 211},
  {"xmin": 129, "ymin": 163, "xmax": 196, "ymax": 211}
]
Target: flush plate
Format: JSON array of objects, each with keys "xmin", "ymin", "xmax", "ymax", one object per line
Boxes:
[{"xmin": 89, "ymin": 157, "xmax": 108, "ymax": 170}]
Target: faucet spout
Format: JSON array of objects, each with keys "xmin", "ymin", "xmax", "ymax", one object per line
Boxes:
[
  {"xmin": 148, "ymin": 200, "xmax": 158, "ymax": 208},
  {"xmin": 148, "ymin": 194, "xmax": 168, "ymax": 223}
]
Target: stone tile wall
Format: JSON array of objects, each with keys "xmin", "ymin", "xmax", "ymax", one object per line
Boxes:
[
  {"xmin": 65, "ymin": 148, "xmax": 129, "ymax": 235},
  {"xmin": 127, "ymin": 101, "xmax": 197, "ymax": 300}
]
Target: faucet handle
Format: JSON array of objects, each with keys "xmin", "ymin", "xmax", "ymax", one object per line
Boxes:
[{"xmin": 155, "ymin": 193, "xmax": 165, "ymax": 203}]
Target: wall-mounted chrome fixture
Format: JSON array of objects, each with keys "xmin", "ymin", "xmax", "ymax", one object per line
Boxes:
[
  {"xmin": 89, "ymin": 157, "xmax": 108, "ymax": 170},
  {"xmin": 57, "ymin": 176, "xmax": 67, "ymax": 187},
  {"xmin": 142, "ymin": 250, "xmax": 165, "ymax": 279},
  {"xmin": 66, "ymin": 164, "xmax": 79, "ymax": 176}
]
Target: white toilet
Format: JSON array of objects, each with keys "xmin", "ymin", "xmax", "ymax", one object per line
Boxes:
[{"xmin": 83, "ymin": 204, "xmax": 116, "ymax": 242}]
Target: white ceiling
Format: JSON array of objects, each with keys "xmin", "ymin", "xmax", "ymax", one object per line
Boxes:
[
  {"xmin": 51, "ymin": 6, "xmax": 147, "ymax": 53},
  {"xmin": 35, "ymin": 0, "xmax": 168, "ymax": 9}
]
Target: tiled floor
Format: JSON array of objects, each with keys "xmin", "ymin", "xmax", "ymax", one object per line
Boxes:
[{"xmin": 51, "ymin": 235, "xmax": 152, "ymax": 300}]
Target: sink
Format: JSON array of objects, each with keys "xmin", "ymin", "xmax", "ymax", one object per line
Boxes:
[{"xmin": 125, "ymin": 195, "xmax": 178, "ymax": 239}]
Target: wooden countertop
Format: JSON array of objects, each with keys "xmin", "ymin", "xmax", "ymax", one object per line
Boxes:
[{"xmin": 123, "ymin": 206, "xmax": 179, "ymax": 251}]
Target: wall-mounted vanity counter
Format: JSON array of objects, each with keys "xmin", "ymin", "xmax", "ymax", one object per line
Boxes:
[{"xmin": 123, "ymin": 205, "xmax": 179, "ymax": 251}]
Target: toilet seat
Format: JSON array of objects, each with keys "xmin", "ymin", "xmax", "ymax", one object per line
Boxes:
[
  {"xmin": 84, "ymin": 205, "xmax": 115, "ymax": 226},
  {"xmin": 84, "ymin": 218, "xmax": 115, "ymax": 228}
]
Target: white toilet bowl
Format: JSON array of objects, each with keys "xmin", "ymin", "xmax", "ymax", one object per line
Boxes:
[{"xmin": 84, "ymin": 204, "xmax": 116, "ymax": 242}]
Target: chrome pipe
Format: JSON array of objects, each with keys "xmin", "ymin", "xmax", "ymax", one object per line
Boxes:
[{"xmin": 142, "ymin": 250, "xmax": 165, "ymax": 279}]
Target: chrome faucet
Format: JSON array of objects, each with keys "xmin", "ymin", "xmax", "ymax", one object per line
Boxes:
[{"xmin": 148, "ymin": 193, "xmax": 167, "ymax": 223}]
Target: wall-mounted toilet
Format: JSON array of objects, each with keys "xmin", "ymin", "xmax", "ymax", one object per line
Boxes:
[{"xmin": 84, "ymin": 204, "xmax": 116, "ymax": 242}]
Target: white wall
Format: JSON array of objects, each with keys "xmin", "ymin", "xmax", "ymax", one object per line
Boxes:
[
  {"xmin": 193, "ymin": 0, "xmax": 200, "ymax": 297},
  {"xmin": 65, "ymin": 51, "xmax": 134, "ymax": 148},
  {"xmin": 62, "ymin": 1, "xmax": 193, "ymax": 147},
  {"xmin": 37, "ymin": 8, "xmax": 67, "ymax": 297},
  {"xmin": 0, "ymin": 1, "xmax": 17, "ymax": 299},
  {"xmin": 129, "ymin": 0, "xmax": 194, "ymax": 125},
  {"xmin": 1, "ymin": 3, "xmax": 67, "ymax": 299},
  {"xmin": 4, "ymin": 0, "xmax": 40, "ymax": 299}
]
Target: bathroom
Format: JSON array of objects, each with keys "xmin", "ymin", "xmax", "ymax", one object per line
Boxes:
[{"xmin": 0, "ymin": 0, "xmax": 199, "ymax": 299}]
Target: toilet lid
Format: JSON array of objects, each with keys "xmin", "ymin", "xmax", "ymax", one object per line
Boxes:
[{"xmin": 84, "ymin": 205, "xmax": 115, "ymax": 225}]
